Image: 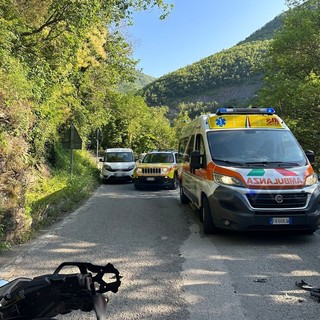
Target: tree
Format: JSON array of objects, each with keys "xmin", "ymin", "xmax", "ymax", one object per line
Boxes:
[
  {"xmin": 258, "ymin": 0, "xmax": 320, "ymax": 169},
  {"xmin": 0, "ymin": 0, "xmax": 173, "ymax": 157},
  {"xmin": 101, "ymin": 91, "xmax": 176, "ymax": 153}
]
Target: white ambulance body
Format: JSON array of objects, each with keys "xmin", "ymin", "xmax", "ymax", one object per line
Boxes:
[{"xmin": 178, "ymin": 108, "xmax": 320, "ymax": 234}]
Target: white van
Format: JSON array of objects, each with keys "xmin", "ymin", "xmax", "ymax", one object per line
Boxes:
[
  {"xmin": 100, "ymin": 148, "xmax": 136, "ymax": 182},
  {"xmin": 178, "ymin": 107, "xmax": 320, "ymax": 234}
]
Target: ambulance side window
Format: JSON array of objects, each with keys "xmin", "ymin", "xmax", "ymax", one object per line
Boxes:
[
  {"xmin": 195, "ymin": 134, "xmax": 206, "ymax": 168},
  {"xmin": 185, "ymin": 135, "xmax": 195, "ymax": 163},
  {"xmin": 178, "ymin": 137, "xmax": 189, "ymax": 163}
]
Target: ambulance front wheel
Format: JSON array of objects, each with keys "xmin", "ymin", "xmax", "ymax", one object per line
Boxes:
[{"xmin": 202, "ymin": 196, "xmax": 218, "ymax": 234}]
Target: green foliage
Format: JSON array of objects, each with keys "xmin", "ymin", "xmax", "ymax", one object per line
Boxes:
[
  {"xmin": 172, "ymin": 107, "xmax": 190, "ymax": 141},
  {"xmin": 0, "ymin": 0, "xmax": 173, "ymax": 160},
  {"xmin": 175, "ymin": 101, "xmax": 219, "ymax": 120},
  {"xmin": 101, "ymin": 91, "xmax": 177, "ymax": 153}
]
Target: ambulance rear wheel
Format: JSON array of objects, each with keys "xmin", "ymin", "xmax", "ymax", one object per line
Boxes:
[{"xmin": 202, "ymin": 196, "xmax": 218, "ymax": 234}]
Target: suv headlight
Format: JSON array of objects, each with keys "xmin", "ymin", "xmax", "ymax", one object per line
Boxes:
[
  {"xmin": 213, "ymin": 173, "xmax": 245, "ymax": 187},
  {"xmin": 305, "ymin": 173, "xmax": 318, "ymax": 186},
  {"xmin": 162, "ymin": 167, "xmax": 169, "ymax": 174},
  {"xmin": 135, "ymin": 168, "xmax": 143, "ymax": 174}
]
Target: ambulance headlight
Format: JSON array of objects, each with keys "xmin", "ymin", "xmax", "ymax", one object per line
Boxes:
[
  {"xmin": 305, "ymin": 173, "xmax": 318, "ymax": 186},
  {"xmin": 213, "ymin": 173, "xmax": 245, "ymax": 187}
]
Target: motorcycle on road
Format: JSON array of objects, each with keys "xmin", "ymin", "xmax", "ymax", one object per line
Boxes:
[{"xmin": 0, "ymin": 262, "xmax": 121, "ymax": 320}]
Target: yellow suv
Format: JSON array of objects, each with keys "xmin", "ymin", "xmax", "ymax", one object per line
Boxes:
[{"xmin": 133, "ymin": 151, "xmax": 180, "ymax": 190}]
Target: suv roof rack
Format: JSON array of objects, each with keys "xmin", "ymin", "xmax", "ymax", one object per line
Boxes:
[{"xmin": 150, "ymin": 149, "xmax": 176, "ymax": 153}]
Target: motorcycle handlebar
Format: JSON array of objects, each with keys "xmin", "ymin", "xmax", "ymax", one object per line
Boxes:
[{"xmin": 0, "ymin": 262, "xmax": 121, "ymax": 320}]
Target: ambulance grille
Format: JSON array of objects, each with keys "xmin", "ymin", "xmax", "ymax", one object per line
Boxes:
[
  {"xmin": 142, "ymin": 168, "xmax": 161, "ymax": 175},
  {"xmin": 246, "ymin": 193, "xmax": 308, "ymax": 209}
]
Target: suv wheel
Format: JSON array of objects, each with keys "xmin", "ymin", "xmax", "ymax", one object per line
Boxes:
[{"xmin": 169, "ymin": 173, "xmax": 178, "ymax": 190}]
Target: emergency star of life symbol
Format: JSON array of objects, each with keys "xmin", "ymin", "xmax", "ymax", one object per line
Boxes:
[{"xmin": 216, "ymin": 117, "xmax": 226, "ymax": 127}]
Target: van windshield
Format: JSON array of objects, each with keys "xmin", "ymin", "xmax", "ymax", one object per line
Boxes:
[
  {"xmin": 207, "ymin": 129, "xmax": 307, "ymax": 167},
  {"xmin": 105, "ymin": 152, "xmax": 133, "ymax": 162}
]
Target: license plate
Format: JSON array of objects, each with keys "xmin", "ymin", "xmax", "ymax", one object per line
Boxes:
[
  {"xmin": 146, "ymin": 177, "xmax": 155, "ymax": 181},
  {"xmin": 269, "ymin": 217, "xmax": 292, "ymax": 225},
  {"xmin": 114, "ymin": 172, "xmax": 125, "ymax": 176}
]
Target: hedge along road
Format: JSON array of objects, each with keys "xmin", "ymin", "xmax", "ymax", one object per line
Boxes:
[{"xmin": 0, "ymin": 182, "xmax": 320, "ymax": 320}]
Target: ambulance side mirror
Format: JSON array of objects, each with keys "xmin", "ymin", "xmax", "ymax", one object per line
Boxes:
[
  {"xmin": 305, "ymin": 150, "xmax": 315, "ymax": 166},
  {"xmin": 190, "ymin": 150, "xmax": 202, "ymax": 170}
]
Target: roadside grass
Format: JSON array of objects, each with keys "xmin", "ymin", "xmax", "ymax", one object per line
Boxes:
[
  {"xmin": 21, "ymin": 149, "xmax": 101, "ymax": 243},
  {"xmin": 0, "ymin": 223, "xmax": 10, "ymax": 250}
]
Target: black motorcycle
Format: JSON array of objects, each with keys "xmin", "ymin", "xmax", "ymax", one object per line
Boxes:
[{"xmin": 0, "ymin": 262, "xmax": 121, "ymax": 320}]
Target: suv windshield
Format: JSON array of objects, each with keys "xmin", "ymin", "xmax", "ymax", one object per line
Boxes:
[
  {"xmin": 207, "ymin": 129, "xmax": 307, "ymax": 167},
  {"xmin": 143, "ymin": 153, "xmax": 175, "ymax": 164},
  {"xmin": 105, "ymin": 152, "xmax": 133, "ymax": 162}
]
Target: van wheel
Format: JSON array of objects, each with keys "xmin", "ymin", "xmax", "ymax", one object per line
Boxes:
[
  {"xmin": 180, "ymin": 185, "xmax": 190, "ymax": 204},
  {"xmin": 134, "ymin": 184, "xmax": 142, "ymax": 190},
  {"xmin": 169, "ymin": 173, "xmax": 179, "ymax": 190},
  {"xmin": 202, "ymin": 196, "xmax": 218, "ymax": 234}
]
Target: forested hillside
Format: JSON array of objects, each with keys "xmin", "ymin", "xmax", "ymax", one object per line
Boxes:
[
  {"xmin": 118, "ymin": 71, "xmax": 155, "ymax": 93},
  {"xmin": 137, "ymin": 12, "xmax": 285, "ymax": 119},
  {"xmin": 237, "ymin": 14, "xmax": 285, "ymax": 45},
  {"xmin": 139, "ymin": 41, "xmax": 270, "ymax": 118}
]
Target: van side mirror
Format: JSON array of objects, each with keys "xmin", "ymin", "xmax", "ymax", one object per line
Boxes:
[
  {"xmin": 190, "ymin": 150, "xmax": 202, "ymax": 170},
  {"xmin": 305, "ymin": 150, "xmax": 315, "ymax": 166}
]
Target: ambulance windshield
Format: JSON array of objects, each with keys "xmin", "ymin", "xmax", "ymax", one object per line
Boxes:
[{"xmin": 208, "ymin": 129, "xmax": 307, "ymax": 167}]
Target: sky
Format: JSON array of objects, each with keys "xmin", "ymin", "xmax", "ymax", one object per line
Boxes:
[{"xmin": 126, "ymin": 0, "xmax": 288, "ymax": 78}]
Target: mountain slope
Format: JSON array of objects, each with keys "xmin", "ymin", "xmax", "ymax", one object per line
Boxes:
[
  {"xmin": 119, "ymin": 71, "xmax": 155, "ymax": 93},
  {"xmin": 138, "ymin": 12, "xmax": 286, "ymax": 119},
  {"xmin": 238, "ymin": 13, "xmax": 285, "ymax": 45},
  {"xmin": 139, "ymin": 41, "xmax": 269, "ymax": 118}
]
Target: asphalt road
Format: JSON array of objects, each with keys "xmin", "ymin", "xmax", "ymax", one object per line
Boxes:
[{"xmin": 1, "ymin": 182, "xmax": 320, "ymax": 320}]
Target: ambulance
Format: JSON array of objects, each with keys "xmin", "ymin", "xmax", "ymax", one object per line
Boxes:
[{"xmin": 178, "ymin": 107, "xmax": 320, "ymax": 234}]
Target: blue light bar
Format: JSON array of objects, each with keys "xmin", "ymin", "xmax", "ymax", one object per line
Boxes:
[
  {"xmin": 265, "ymin": 108, "xmax": 276, "ymax": 114},
  {"xmin": 216, "ymin": 107, "xmax": 275, "ymax": 115}
]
